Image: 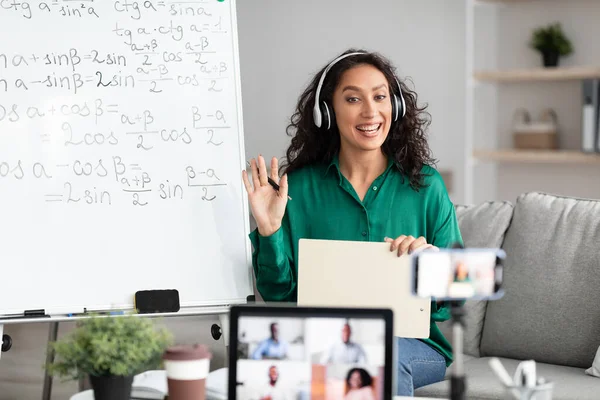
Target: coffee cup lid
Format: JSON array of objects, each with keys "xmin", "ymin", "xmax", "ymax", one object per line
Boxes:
[{"xmin": 163, "ymin": 344, "xmax": 212, "ymax": 361}]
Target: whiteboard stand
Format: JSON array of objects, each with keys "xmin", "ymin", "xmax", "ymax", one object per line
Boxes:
[
  {"xmin": 42, "ymin": 322, "xmax": 60, "ymax": 400},
  {"xmin": 218, "ymin": 313, "xmax": 230, "ymax": 367},
  {"xmin": 0, "ymin": 324, "xmax": 11, "ymax": 358}
]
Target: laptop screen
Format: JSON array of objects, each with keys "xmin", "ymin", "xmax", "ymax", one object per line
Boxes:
[{"xmin": 228, "ymin": 305, "xmax": 393, "ymax": 400}]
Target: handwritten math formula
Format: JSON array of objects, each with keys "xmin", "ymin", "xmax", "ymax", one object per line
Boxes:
[{"xmin": 0, "ymin": 0, "xmax": 240, "ymax": 208}]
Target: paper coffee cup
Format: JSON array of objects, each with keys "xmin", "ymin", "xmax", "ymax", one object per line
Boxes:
[{"xmin": 163, "ymin": 344, "xmax": 212, "ymax": 400}]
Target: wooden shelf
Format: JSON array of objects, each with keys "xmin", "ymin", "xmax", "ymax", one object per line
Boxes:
[
  {"xmin": 473, "ymin": 149, "xmax": 600, "ymax": 164},
  {"xmin": 476, "ymin": 0, "xmax": 534, "ymax": 2},
  {"xmin": 475, "ymin": 0, "xmax": 564, "ymax": 3},
  {"xmin": 476, "ymin": 0, "xmax": 538, "ymax": 2},
  {"xmin": 474, "ymin": 66, "xmax": 600, "ymax": 82}
]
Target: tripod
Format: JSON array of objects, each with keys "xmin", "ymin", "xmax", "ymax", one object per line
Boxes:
[{"xmin": 449, "ymin": 301, "xmax": 467, "ymax": 400}]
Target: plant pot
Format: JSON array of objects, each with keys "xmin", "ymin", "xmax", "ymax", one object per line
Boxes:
[
  {"xmin": 89, "ymin": 374, "xmax": 134, "ymax": 400},
  {"xmin": 541, "ymin": 50, "xmax": 560, "ymax": 67}
]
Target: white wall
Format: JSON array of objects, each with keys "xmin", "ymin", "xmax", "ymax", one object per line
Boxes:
[
  {"xmin": 473, "ymin": 0, "xmax": 600, "ymax": 203},
  {"xmin": 237, "ymin": 0, "xmax": 467, "ymax": 203}
]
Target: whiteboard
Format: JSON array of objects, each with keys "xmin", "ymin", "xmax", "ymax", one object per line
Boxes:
[{"xmin": 0, "ymin": 0, "xmax": 253, "ymax": 317}]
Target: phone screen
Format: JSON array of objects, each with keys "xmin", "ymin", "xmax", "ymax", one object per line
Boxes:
[{"xmin": 413, "ymin": 249, "xmax": 504, "ymax": 300}]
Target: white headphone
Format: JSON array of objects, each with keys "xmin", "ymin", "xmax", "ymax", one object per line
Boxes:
[{"xmin": 312, "ymin": 52, "xmax": 406, "ymax": 129}]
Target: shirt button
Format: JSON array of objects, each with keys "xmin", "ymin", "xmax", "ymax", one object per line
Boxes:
[
  {"xmin": 373, "ymin": 186, "xmax": 378, "ymax": 191},
  {"xmin": 362, "ymin": 231, "xmax": 367, "ymax": 237}
]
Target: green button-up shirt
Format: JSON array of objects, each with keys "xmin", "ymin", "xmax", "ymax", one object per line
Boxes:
[{"xmin": 248, "ymin": 155, "xmax": 463, "ymax": 367}]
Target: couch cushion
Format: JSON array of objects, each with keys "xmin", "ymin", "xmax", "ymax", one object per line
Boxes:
[
  {"xmin": 415, "ymin": 357, "xmax": 600, "ymax": 400},
  {"xmin": 454, "ymin": 201, "xmax": 514, "ymax": 249},
  {"xmin": 480, "ymin": 192, "xmax": 600, "ymax": 368},
  {"xmin": 437, "ymin": 201, "xmax": 514, "ymax": 357}
]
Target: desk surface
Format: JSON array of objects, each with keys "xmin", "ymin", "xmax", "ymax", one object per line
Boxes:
[
  {"xmin": 71, "ymin": 392, "xmax": 441, "ymax": 400},
  {"xmin": 70, "ymin": 368, "xmax": 445, "ymax": 400}
]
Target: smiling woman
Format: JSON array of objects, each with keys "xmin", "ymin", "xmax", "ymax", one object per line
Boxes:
[
  {"xmin": 281, "ymin": 49, "xmax": 434, "ymax": 193},
  {"xmin": 241, "ymin": 49, "xmax": 463, "ymax": 397}
]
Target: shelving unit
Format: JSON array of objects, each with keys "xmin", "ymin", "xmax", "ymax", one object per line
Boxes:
[
  {"xmin": 477, "ymin": 0, "xmax": 541, "ymax": 3},
  {"xmin": 473, "ymin": 66, "xmax": 600, "ymax": 82},
  {"xmin": 464, "ymin": 0, "xmax": 600, "ymax": 204},
  {"xmin": 473, "ymin": 149, "xmax": 600, "ymax": 164}
]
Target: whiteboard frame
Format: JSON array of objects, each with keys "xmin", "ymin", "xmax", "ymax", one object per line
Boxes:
[
  {"xmin": 0, "ymin": 0, "xmax": 254, "ymax": 321},
  {"xmin": 229, "ymin": 0, "xmax": 254, "ymax": 309}
]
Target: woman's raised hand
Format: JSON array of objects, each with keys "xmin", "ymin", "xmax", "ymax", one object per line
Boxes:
[{"xmin": 242, "ymin": 155, "xmax": 289, "ymax": 237}]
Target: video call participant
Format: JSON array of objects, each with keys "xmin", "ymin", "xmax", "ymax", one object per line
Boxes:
[
  {"xmin": 321, "ymin": 323, "xmax": 367, "ymax": 364},
  {"xmin": 344, "ymin": 368, "xmax": 376, "ymax": 400},
  {"xmin": 242, "ymin": 49, "xmax": 464, "ymax": 396},
  {"xmin": 252, "ymin": 322, "xmax": 290, "ymax": 360},
  {"xmin": 257, "ymin": 365, "xmax": 291, "ymax": 400}
]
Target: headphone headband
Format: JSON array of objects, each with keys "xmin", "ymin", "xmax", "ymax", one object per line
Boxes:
[{"xmin": 312, "ymin": 52, "xmax": 406, "ymax": 128}]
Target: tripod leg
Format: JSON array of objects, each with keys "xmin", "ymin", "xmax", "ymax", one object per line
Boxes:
[
  {"xmin": 453, "ymin": 320, "xmax": 464, "ymax": 377},
  {"xmin": 450, "ymin": 304, "xmax": 467, "ymax": 400}
]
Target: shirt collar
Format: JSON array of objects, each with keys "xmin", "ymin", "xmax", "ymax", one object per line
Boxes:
[{"xmin": 323, "ymin": 153, "xmax": 341, "ymax": 177}]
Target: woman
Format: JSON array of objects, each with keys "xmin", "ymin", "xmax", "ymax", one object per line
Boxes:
[
  {"xmin": 241, "ymin": 49, "xmax": 463, "ymax": 396},
  {"xmin": 344, "ymin": 368, "xmax": 376, "ymax": 400}
]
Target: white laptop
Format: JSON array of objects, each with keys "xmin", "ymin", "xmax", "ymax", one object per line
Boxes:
[{"xmin": 296, "ymin": 238, "xmax": 431, "ymax": 338}]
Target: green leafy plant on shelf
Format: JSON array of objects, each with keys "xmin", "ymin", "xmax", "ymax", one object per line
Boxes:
[
  {"xmin": 529, "ymin": 22, "xmax": 573, "ymax": 67},
  {"xmin": 46, "ymin": 314, "xmax": 173, "ymax": 400}
]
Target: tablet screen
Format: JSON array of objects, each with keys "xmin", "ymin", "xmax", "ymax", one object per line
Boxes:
[{"xmin": 234, "ymin": 314, "xmax": 386, "ymax": 400}]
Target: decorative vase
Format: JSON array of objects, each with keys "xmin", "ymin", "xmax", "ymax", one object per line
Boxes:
[
  {"xmin": 89, "ymin": 374, "xmax": 134, "ymax": 400},
  {"xmin": 542, "ymin": 50, "xmax": 560, "ymax": 67}
]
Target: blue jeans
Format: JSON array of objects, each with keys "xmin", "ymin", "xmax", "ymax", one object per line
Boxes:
[{"xmin": 395, "ymin": 337, "xmax": 447, "ymax": 396}]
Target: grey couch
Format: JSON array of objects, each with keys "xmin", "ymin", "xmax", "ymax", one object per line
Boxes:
[{"xmin": 415, "ymin": 192, "xmax": 600, "ymax": 400}]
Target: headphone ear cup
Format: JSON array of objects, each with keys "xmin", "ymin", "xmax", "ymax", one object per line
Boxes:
[
  {"xmin": 391, "ymin": 95, "xmax": 399, "ymax": 122},
  {"xmin": 328, "ymin": 103, "xmax": 336, "ymax": 129},
  {"xmin": 392, "ymin": 94, "xmax": 404, "ymax": 122},
  {"xmin": 320, "ymin": 102, "xmax": 333, "ymax": 130}
]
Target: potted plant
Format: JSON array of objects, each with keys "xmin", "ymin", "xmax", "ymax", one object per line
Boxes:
[
  {"xmin": 46, "ymin": 314, "xmax": 172, "ymax": 400},
  {"xmin": 529, "ymin": 22, "xmax": 573, "ymax": 67}
]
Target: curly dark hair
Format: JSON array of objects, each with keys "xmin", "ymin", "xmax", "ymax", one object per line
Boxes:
[
  {"xmin": 280, "ymin": 48, "xmax": 436, "ymax": 191},
  {"xmin": 345, "ymin": 367, "xmax": 373, "ymax": 393}
]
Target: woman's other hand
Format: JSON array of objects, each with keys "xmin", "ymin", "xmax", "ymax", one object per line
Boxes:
[{"xmin": 384, "ymin": 235, "xmax": 439, "ymax": 257}]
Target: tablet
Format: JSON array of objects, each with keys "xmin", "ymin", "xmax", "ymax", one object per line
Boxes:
[{"xmin": 228, "ymin": 304, "xmax": 394, "ymax": 400}]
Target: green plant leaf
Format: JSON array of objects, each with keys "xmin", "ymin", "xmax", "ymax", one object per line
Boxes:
[
  {"xmin": 45, "ymin": 314, "xmax": 173, "ymax": 380},
  {"xmin": 529, "ymin": 22, "xmax": 573, "ymax": 56}
]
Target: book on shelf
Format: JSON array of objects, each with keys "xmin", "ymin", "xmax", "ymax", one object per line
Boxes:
[{"xmin": 581, "ymin": 79, "xmax": 600, "ymax": 153}]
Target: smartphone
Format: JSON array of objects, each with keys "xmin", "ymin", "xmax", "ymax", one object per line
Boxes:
[
  {"xmin": 134, "ymin": 289, "xmax": 180, "ymax": 314},
  {"xmin": 411, "ymin": 248, "xmax": 505, "ymax": 300}
]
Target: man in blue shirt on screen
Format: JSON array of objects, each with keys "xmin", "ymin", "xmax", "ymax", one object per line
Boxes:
[{"xmin": 252, "ymin": 322, "xmax": 290, "ymax": 360}]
